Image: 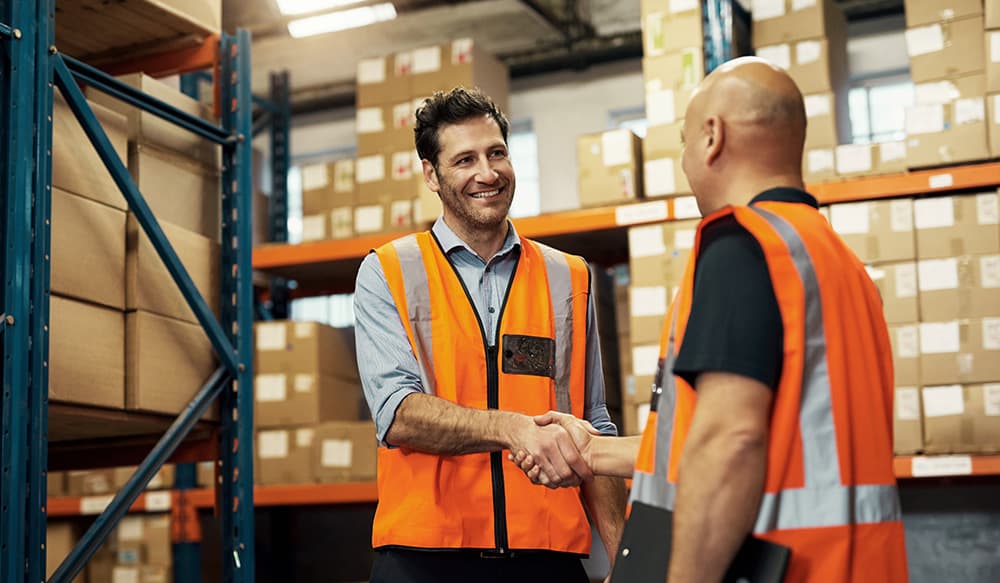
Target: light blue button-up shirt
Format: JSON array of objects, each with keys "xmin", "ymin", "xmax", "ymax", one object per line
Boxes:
[{"xmin": 354, "ymin": 217, "xmax": 616, "ymax": 443}]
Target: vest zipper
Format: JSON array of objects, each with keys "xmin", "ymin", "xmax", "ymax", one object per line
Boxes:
[{"xmin": 486, "ymin": 344, "xmax": 509, "ymax": 555}]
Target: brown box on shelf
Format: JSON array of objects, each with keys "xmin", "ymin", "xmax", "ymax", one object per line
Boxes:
[
  {"xmin": 313, "ymin": 421, "xmax": 378, "ymax": 483},
  {"xmin": 255, "ymin": 373, "xmax": 367, "ymax": 428},
  {"xmin": 914, "ymin": 193, "xmax": 1000, "ymax": 258},
  {"xmin": 357, "ymin": 102, "xmax": 416, "ymax": 156},
  {"xmin": 866, "ymin": 261, "xmax": 920, "ymax": 324},
  {"xmin": 629, "ymin": 285, "xmax": 669, "ymax": 345},
  {"xmin": 129, "ymin": 143, "xmax": 220, "ymax": 240},
  {"xmin": 904, "ymin": 0, "xmax": 983, "ymax": 27},
  {"xmin": 628, "ymin": 220, "xmax": 697, "ymax": 287},
  {"xmin": 48, "ymin": 471, "xmax": 67, "ymax": 498},
  {"xmin": 52, "ymin": 93, "xmax": 129, "ymax": 211},
  {"xmin": 51, "ymin": 187, "xmax": 127, "ymax": 310},
  {"xmin": 622, "ymin": 400, "xmax": 651, "ymax": 436},
  {"xmin": 755, "ymin": 36, "xmax": 848, "ymax": 95},
  {"xmin": 829, "ymin": 199, "xmax": 915, "ymax": 263},
  {"xmin": 301, "ymin": 160, "xmax": 356, "ymax": 214},
  {"xmin": 256, "ymin": 427, "xmax": 315, "ymax": 486},
  {"xmin": 918, "ymin": 255, "xmax": 1000, "ymax": 320},
  {"xmin": 905, "ymin": 100, "xmax": 990, "ymax": 169},
  {"xmin": 622, "ymin": 374, "xmax": 656, "ymax": 406},
  {"xmin": 88, "ymin": 73, "xmax": 218, "ymax": 166},
  {"xmin": 255, "ymin": 321, "xmax": 359, "ymax": 377},
  {"xmin": 889, "ymin": 323, "xmax": 921, "ymax": 387},
  {"xmin": 875, "ymin": 141, "xmax": 909, "ymax": 174},
  {"xmin": 577, "ymin": 129, "xmax": 643, "ymax": 208},
  {"xmin": 66, "ymin": 469, "xmax": 117, "ymax": 496},
  {"xmin": 354, "ymin": 153, "xmax": 388, "ymax": 203},
  {"xmin": 301, "ymin": 207, "xmax": 355, "ymax": 242},
  {"xmin": 803, "ymin": 147, "xmax": 836, "ymax": 183},
  {"xmin": 752, "ymin": 0, "xmax": 847, "ymax": 47},
  {"xmin": 46, "ymin": 522, "xmax": 86, "ymax": 583},
  {"xmin": 893, "ymin": 386, "xmax": 923, "ymax": 455},
  {"xmin": 112, "ymin": 465, "xmax": 175, "ymax": 491},
  {"xmin": 642, "ymin": 7, "xmax": 703, "ymax": 58},
  {"xmin": 915, "ymin": 73, "xmax": 987, "ymax": 105},
  {"xmin": 50, "ymin": 295, "xmax": 125, "ymax": 409},
  {"xmin": 804, "ymin": 92, "xmax": 848, "ymax": 149},
  {"xmin": 196, "ymin": 461, "xmax": 215, "ymax": 488},
  {"xmin": 642, "ymin": 50, "xmax": 704, "ymax": 125},
  {"xmin": 989, "ymin": 93, "xmax": 1000, "ymax": 157},
  {"xmin": 125, "ymin": 311, "xmax": 218, "ymax": 419},
  {"xmin": 906, "ymin": 16, "xmax": 985, "ymax": 83},
  {"xmin": 407, "ymin": 39, "xmax": 510, "ymax": 113},
  {"xmin": 990, "ymin": 0, "xmax": 1000, "ymax": 28},
  {"xmin": 834, "ymin": 144, "xmax": 875, "ymax": 178},
  {"xmin": 919, "ymin": 318, "xmax": 1000, "ymax": 384},
  {"xmin": 922, "ymin": 384, "xmax": 1000, "ymax": 453},
  {"xmin": 988, "ymin": 31, "xmax": 1000, "ymax": 93},
  {"xmin": 353, "ymin": 202, "xmax": 387, "ymax": 235},
  {"xmin": 356, "ymin": 54, "xmax": 411, "ymax": 108},
  {"xmin": 126, "ymin": 215, "xmax": 220, "ymax": 325}
]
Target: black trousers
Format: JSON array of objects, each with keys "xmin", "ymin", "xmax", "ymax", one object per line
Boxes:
[{"xmin": 370, "ymin": 548, "xmax": 591, "ymax": 583}]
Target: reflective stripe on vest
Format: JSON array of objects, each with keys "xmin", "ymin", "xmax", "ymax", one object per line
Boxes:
[
  {"xmin": 538, "ymin": 244, "xmax": 575, "ymax": 414},
  {"xmin": 391, "ymin": 235, "xmax": 437, "ymax": 396}
]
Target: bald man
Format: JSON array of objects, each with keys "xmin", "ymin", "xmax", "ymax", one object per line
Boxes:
[{"xmin": 513, "ymin": 57, "xmax": 908, "ymax": 582}]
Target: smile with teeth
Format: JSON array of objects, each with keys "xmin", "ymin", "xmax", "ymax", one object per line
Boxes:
[{"xmin": 469, "ymin": 187, "xmax": 502, "ymax": 199}]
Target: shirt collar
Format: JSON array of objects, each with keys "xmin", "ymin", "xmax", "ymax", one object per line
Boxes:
[
  {"xmin": 750, "ymin": 187, "xmax": 820, "ymax": 208},
  {"xmin": 431, "ymin": 216, "xmax": 521, "ymax": 261}
]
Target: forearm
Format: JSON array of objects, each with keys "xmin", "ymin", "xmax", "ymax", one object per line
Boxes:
[
  {"xmin": 581, "ymin": 475, "xmax": 627, "ymax": 565},
  {"xmin": 668, "ymin": 435, "xmax": 767, "ymax": 583},
  {"xmin": 385, "ymin": 393, "xmax": 528, "ymax": 455},
  {"xmin": 588, "ymin": 435, "xmax": 641, "ymax": 478}
]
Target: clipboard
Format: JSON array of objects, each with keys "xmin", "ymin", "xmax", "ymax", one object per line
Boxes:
[{"xmin": 609, "ymin": 501, "xmax": 790, "ymax": 583}]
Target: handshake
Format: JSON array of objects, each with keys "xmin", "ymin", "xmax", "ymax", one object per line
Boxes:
[{"xmin": 507, "ymin": 411, "xmax": 603, "ymax": 489}]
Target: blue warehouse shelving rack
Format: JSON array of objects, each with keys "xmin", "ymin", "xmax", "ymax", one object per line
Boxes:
[{"xmin": 1, "ymin": 1, "xmax": 256, "ymax": 581}]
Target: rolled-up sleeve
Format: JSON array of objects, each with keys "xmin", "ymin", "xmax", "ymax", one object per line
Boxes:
[
  {"xmin": 583, "ymin": 287, "xmax": 618, "ymax": 436},
  {"xmin": 354, "ymin": 252, "xmax": 424, "ymax": 443}
]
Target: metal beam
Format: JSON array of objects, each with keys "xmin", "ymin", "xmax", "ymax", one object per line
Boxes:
[
  {"xmin": 519, "ymin": 0, "xmax": 572, "ymax": 41},
  {"xmin": 0, "ymin": 20, "xmax": 12, "ymax": 37}
]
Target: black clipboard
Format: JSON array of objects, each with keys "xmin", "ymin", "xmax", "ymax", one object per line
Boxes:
[{"xmin": 609, "ymin": 501, "xmax": 790, "ymax": 583}]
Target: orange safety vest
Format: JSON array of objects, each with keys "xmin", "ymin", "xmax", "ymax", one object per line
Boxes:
[
  {"xmin": 372, "ymin": 230, "xmax": 593, "ymax": 554},
  {"xmin": 631, "ymin": 201, "xmax": 908, "ymax": 581}
]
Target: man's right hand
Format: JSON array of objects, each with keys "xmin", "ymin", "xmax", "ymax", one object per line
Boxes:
[
  {"xmin": 505, "ymin": 414, "xmax": 594, "ymax": 488},
  {"xmin": 508, "ymin": 411, "xmax": 601, "ymax": 488}
]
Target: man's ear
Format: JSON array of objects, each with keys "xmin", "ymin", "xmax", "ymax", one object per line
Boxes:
[
  {"xmin": 422, "ymin": 159, "xmax": 440, "ymax": 193},
  {"xmin": 705, "ymin": 116, "xmax": 724, "ymax": 166}
]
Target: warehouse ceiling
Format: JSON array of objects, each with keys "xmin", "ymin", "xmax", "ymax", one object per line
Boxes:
[{"xmin": 222, "ymin": 0, "xmax": 903, "ymax": 113}]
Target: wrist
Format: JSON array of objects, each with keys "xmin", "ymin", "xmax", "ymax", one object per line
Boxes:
[{"xmin": 488, "ymin": 410, "xmax": 530, "ymax": 450}]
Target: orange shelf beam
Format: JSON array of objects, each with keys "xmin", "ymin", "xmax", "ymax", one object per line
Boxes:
[
  {"xmin": 187, "ymin": 482, "xmax": 378, "ymax": 510},
  {"xmin": 894, "ymin": 454, "xmax": 1000, "ymax": 479},
  {"xmin": 99, "ymin": 34, "xmax": 220, "ymax": 79},
  {"xmin": 810, "ymin": 161, "xmax": 1000, "ymax": 204},
  {"xmin": 47, "ymin": 490, "xmax": 177, "ymax": 518}
]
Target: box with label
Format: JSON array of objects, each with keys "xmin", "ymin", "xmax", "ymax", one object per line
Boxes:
[
  {"xmin": 577, "ymin": 130, "xmax": 643, "ymax": 208},
  {"xmin": 53, "ymin": 94, "xmax": 129, "ymax": 211},
  {"xmin": 914, "ymin": 193, "xmax": 1000, "ymax": 258},
  {"xmin": 905, "ymin": 100, "xmax": 990, "ymax": 168},
  {"xmin": 987, "ymin": 31, "xmax": 1000, "ymax": 93},
  {"xmin": 906, "ymin": 16, "xmax": 986, "ymax": 83},
  {"xmin": 354, "ymin": 153, "xmax": 390, "ymax": 203},
  {"xmin": 904, "ymin": 0, "xmax": 983, "ymax": 28},
  {"xmin": 643, "ymin": 50, "xmax": 704, "ymax": 125},
  {"xmin": 919, "ymin": 318, "xmax": 1000, "ymax": 384},
  {"xmin": 751, "ymin": 0, "xmax": 847, "ymax": 47},
  {"xmin": 829, "ymin": 199, "xmax": 915, "ymax": 263},
  {"xmin": 66, "ymin": 469, "xmax": 117, "ymax": 496},
  {"xmin": 629, "ymin": 285, "xmax": 669, "ymax": 345},
  {"xmin": 622, "ymin": 400, "xmax": 652, "ymax": 436},
  {"xmin": 113, "ymin": 465, "xmax": 175, "ymax": 491},
  {"xmin": 643, "ymin": 126, "xmax": 692, "ymax": 198},
  {"xmin": 257, "ymin": 427, "xmax": 315, "ymax": 486},
  {"xmin": 804, "ymin": 92, "xmax": 848, "ymax": 149},
  {"xmin": 804, "ymin": 148, "xmax": 837, "ymax": 183},
  {"xmin": 301, "ymin": 207, "xmax": 355, "ymax": 242},
  {"xmin": 875, "ymin": 141, "xmax": 909, "ymax": 174},
  {"xmin": 628, "ymin": 220, "xmax": 697, "ymax": 287},
  {"xmin": 51, "ymin": 187, "xmax": 127, "ymax": 310},
  {"xmin": 922, "ymin": 384, "xmax": 1000, "ymax": 453},
  {"xmin": 408, "ymin": 39, "xmax": 510, "ymax": 114},
  {"xmin": 356, "ymin": 102, "xmax": 416, "ymax": 156},
  {"xmin": 893, "ymin": 386, "xmax": 923, "ymax": 454},
  {"xmin": 129, "ymin": 143, "xmax": 221, "ymax": 241},
  {"xmin": 756, "ymin": 36, "xmax": 848, "ymax": 95},
  {"xmin": 313, "ymin": 421, "xmax": 378, "ymax": 482},
  {"xmin": 255, "ymin": 321, "xmax": 359, "ymax": 378},
  {"xmin": 918, "ymin": 255, "xmax": 1000, "ymax": 320},
  {"xmin": 353, "ymin": 203, "xmax": 387, "ymax": 235},
  {"xmin": 833, "ymin": 144, "xmax": 874, "ymax": 178},
  {"xmin": 301, "ymin": 159, "xmax": 356, "ymax": 214},
  {"xmin": 889, "ymin": 323, "xmax": 921, "ymax": 387},
  {"xmin": 866, "ymin": 261, "xmax": 920, "ymax": 324},
  {"xmin": 255, "ymin": 373, "xmax": 367, "ymax": 428},
  {"xmin": 915, "ymin": 73, "xmax": 987, "ymax": 105},
  {"xmin": 126, "ymin": 310, "xmax": 219, "ymax": 419},
  {"xmin": 356, "ymin": 54, "xmax": 411, "ymax": 107},
  {"xmin": 126, "ymin": 215, "xmax": 220, "ymax": 325},
  {"xmin": 642, "ymin": 7, "xmax": 703, "ymax": 58},
  {"xmin": 50, "ymin": 295, "xmax": 125, "ymax": 409}
]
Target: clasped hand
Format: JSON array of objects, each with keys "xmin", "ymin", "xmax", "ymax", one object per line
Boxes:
[{"xmin": 506, "ymin": 411, "xmax": 601, "ymax": 488}]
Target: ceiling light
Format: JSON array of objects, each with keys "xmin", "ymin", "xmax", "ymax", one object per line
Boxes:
[
  {"xmin": 276, "ymin": 0, "xmax": 365, "ymax": 16},
  {"xmin": 287, "ymin": 3, "xmax": 397, "ymax": 38}
]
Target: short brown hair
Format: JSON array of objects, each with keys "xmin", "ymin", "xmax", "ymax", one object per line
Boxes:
[{"xmin": 414, "ymin": 87, "xmax": 509, "ymax": 167}]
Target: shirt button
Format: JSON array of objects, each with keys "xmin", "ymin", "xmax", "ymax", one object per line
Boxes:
[{"xmin": 488, "ymin": 307, "xmax": 495, "ymax": 313}]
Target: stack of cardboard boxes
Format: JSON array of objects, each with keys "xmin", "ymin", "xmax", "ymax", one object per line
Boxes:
[
  {"xmin": 254, "ymin": 320, "xmax": 376, "ymax": 485},
  {"xmin": 51, "ymin": 465, "xmax": 176, "ymax": 498},
  {"xmin": 904, "ymin": 0, "xmax": 991, "ymax": 168},
  {"xmin": 48, "ymin": 515, "xmax": 173, "ymax": 583},
  {"xmin": 576, "ymin": 128, "xmax": 644, "ymax": 208},
  {"xmin": 987, "ymin": 1, "xmax": 1000, "ymax": 157},
  {"xmin": 829, "ymin": 191, "xmax": 1000, "ymax": 455},
  {"xmin": 299, "ymin": 159, "xmax": 357, "ymax": 242},
  {"xmin": 354, "ymin": 38, "xmax": 509, "ymax": 231}
]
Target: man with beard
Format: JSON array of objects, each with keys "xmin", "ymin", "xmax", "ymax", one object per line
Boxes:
[{"xmin": 353, "ymin": 87, "xmax": 626, "ymax": 583}]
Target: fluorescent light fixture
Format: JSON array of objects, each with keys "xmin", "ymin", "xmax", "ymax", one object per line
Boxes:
[
  {"xmin": 287, "ymin": 3, "xmax": 397, "ymax": 37},
  {"xmin": 276, "ymin": 0, "xmax": 365, "ymax": 16}
]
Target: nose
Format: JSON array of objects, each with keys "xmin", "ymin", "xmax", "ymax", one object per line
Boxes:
[{"xmin": 475, "ymin": 157, "xmax": 499, "ymax": 183}]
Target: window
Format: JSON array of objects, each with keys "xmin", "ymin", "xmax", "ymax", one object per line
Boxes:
[
  {"xmin": 608, "ymin": 106, "xmax": 648, "ymax": 138},
  {"xmin": 291, "ymin": 293, "xmax": 355, "ymax": 327},
  {"xmin": 848, "ymin": 76, "xmax": 914, "ymax": 144},
  {"xmin": 507, "ymin": 119, "xmax": 540, "ymax": 218}
]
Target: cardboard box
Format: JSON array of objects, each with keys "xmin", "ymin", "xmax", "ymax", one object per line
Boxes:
[
  {"xmin": 87, "ymin": 549, "xmax": 115, "ymax": 583},
  {"xmin": 88, "ymin": 73, "xmax": 218, "ymax": 166},
  {"xmin": 129, "ymin": 143, "xmax": 220, "ymax": 240},
  {"xmin": 313, "ymin": 421, "xmax": 378, "ymax": 483},
  {"xmin": 356, "ymin": 102, "xmax": 416, "ymax": 156},
  {"xmin": 621, "ymin": 374, "xmax": 656, "ymax": 406},
  {"xmin": 642, "ymin": 9, "xmax": 703, "ymax": 57},
  {"xmin": 756, "ymin": 37, "xmax": 848, "ymax": 95},
  {"xmin": 53, "ymin": 93, "xmax": 129, "ymax": 210},
  {"xmin": 628, "ymin": 285, "xmax": 669, "ymax": 345},
  {"xmin": 51, "ymin": 187, "xmax": 127, "ymax": 310},
  {"xmin": 804, "ymin": 92, "xmax": 846, "ymax": 149},
  {"xmin": 906, "ymin": 16, "xmax": 985, "ymax": 83},
  {"xmin": 255, "ymin": 373, "xmax": 367, "ymax": 428},
  {"xmin": 126, "ymin": 311, "xmax": 219, "ymax": 419},
  {"xmin": 917, "ymin": 255, "xmax": 1000, "ymax": 320},
  {"xmin": 804, "ymin": 148, "xmax": 836, "ymax": 183},
  {"xmin": 889, "ymin": 323, "xmax": 921, "ymax": 387},
  {"xmin": 905, "ymin": 100, "xmax": 990, "ymax": 169},
  {"xmin": 751, "ymin": 0, "xmax": 847, "ymax": 47},
  {"xmin": 112, "ymin": 465, "xmax": 175, "ymax": 491},
  {"xmin": 50, "ymin": 295, "xmax": 125, "ymax": 408},
  {"xmin": 126, "ymin": 215, "xmax": 220, "ymax": 324},
  {"xmin": 914, "ymin": 73, "xmax": 987, "ymax": 105},
  {"xmin": 628, "ymin": 220, "xmax": 697, "ymax": 287},
  {"xmin": 621, "ymin": 400, "xmax": 651, "ymax": 436},
  {"xmin": 407, "ymin": 39, "xmax": 510, "ymax": 114},
  {"xmin": 354, "ymin": 203, "xmax": 387, "ymax": 235},
  {"xmin": 302, "ymin": 209, "xmax": 355, "ymax": 242},
  {"xmin": 354, "ymin": 153, "xmax": 388, "ymax": 203},
  {"xmin": 46, "ymin": 522, "xmax": 86, "ymax": 583},
  {"xmin": 990, "ymin": 0, "xmax": 1000, "ymax": 29},
  {"xmin": 829, "ymin": 199, "xmax": 916, "ymax": 263},
  {"xmin": 990, "ymin": 93, "xmax": 1000, "ymax": 157},
  {"xmin": 922, "ymin": 384, "xmax": 1000, "ymax": 453},
  {"xmin": 893, "ymin": 386, "xmax": 923, "ymax": 454},
  {"xmin": 875, "ymin": 141, "xmax": 909, "ymax": 175},
  {"xmin": 257, "ymin": 427, "xmax": 315, "ymax": 485},
  {"xmin": 66, "ymin": 469, "xmax": 116, "ymax": 496},
  {"xmin": 834, "ymin": 144, "xmax": 874, "ymax": 178},
  {"xmin": 643, "ymin": 50, "xmax": 704, "ymax": 124},
  {"xmin": 577, "ymin": 130, "xmax": 643, "ymax": 208},
  {"xmin": 919, "ymin": 318, "xmax": 1000, "ymax": 384},
  {"xmin": 866, "ymin": 261, "xmax": 920, "ymax": 324},
  {"xmin": 914, "ymin": 193, "xmax": 1000, "ymax": 258},
  {"xmin": 301, "ymin": 160, "xmax": 356, "ymax": 214},
  {"xmin": 988, "ymin": 31, "xmax": 1000, "ymax": 93},
  {"xmin": 643, "ymin": 122, "xmax": 691, "ymax": 198},
  {"xmin": 255, "ymin": 321, "xmax": 359, "ymax": 377},
  {"xmin": 904, "ymin": 0, "xmax": 983, "ymax": 27},
  {"xmin": 356, "ymin": 54, "xmax": 411, "ymax": 107},
  {"xmin": 49, "ymin": 471, "xmax": 67, "ymax": 498}
]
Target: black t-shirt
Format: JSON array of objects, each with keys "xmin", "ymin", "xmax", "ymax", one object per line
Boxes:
[{"xmin": 672, "ymin": 188, "xmax": 819, "ymax": 391}]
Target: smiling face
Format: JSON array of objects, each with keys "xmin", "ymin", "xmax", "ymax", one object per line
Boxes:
[{"xmin": 423, "ymin": 114, "xmax": 515, "ymax": 235}]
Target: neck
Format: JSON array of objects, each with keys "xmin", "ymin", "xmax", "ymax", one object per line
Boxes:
[
  {"xmin": 444, "ymin": 216, "xmax": 510, "ymax": 261},
  {"xmin": 709, "ymin": 170, "xmax": 805, "ymax": 214}
]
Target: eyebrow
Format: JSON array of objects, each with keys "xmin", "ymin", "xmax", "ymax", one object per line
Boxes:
[{"xmin": 446, "ymin": 142, "xmax": 507, "ymax": 164}]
